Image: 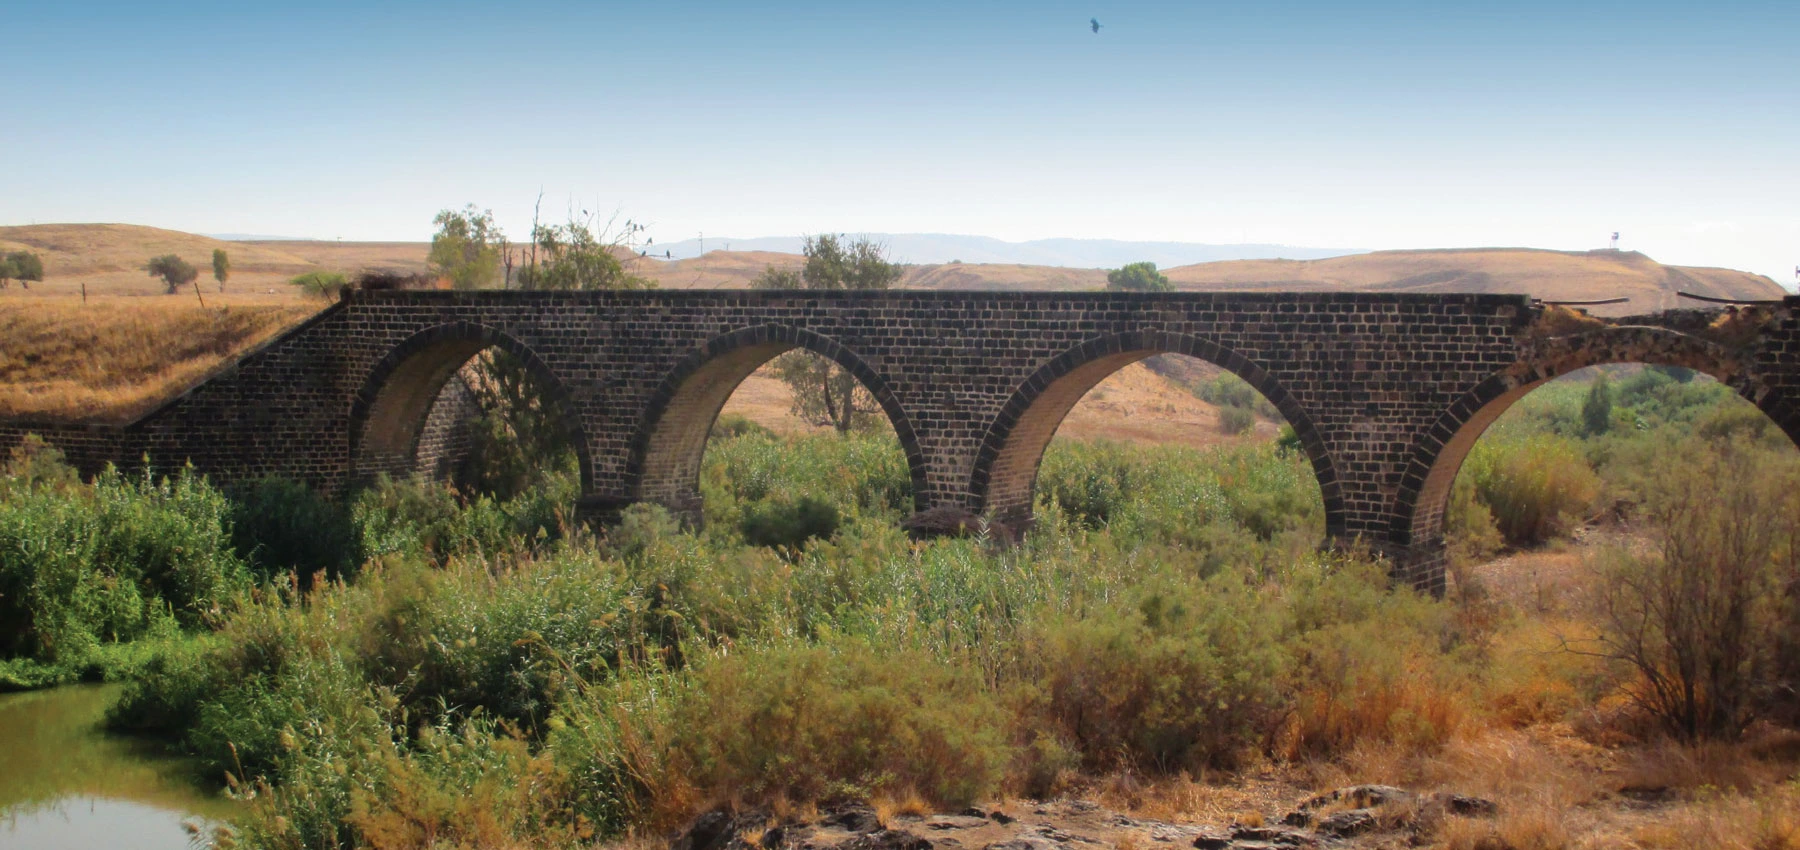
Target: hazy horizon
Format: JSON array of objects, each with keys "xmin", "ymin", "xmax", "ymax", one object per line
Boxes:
[{"xmin": 4, "ymin": 1, "xmax": 1796, "ymax": 283}]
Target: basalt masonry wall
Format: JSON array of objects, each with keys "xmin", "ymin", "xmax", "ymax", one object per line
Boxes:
[
  {"xmin": 8, "ymin": 290, "xmax": 1800, "ymax": 592},
  {"xmin": 414, "ymin": 374, "xmax": 480, "ymax": 482}
]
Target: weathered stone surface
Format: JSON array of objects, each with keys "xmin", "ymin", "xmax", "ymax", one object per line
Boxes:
[
  {"xmin": 983, "ymin": 839, "xmax": 1060, "ymax": 850},
  {"xmin": 674, "ymin": 809, "xmax": 758, "ymax": 850},
  {"xmin": 926, "ymin": 816, "xmax": 992, "ymax": 831},
  {"xmin": 1442, "ymin": 793, "xmax": 1498, "ymax": 817},
  {"xmin": 1293, "ymin": 784, "xmax": 1412, "ymax": 812},
  {"xmin": 840, "ymin": 830, "xmax": 932, "ymax": 850},
  {"xmin": 10, "ymin": 291, "xmax": 1799, "ymax": 592},
  {"xmin": 1313, "ymin": 809, "xmax": 1376, "ymax": 837},
  {"xmin": 822, "ymin": 805, "xmax": 885, "ymax": 835}
]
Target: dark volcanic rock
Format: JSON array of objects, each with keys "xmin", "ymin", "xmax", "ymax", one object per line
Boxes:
[
  {"xmin": 674, "ymin": 809, "xmax": 754, "ymax": 850},
  {"xmin": 823, "ymin": 805, "xmax": 885, "ymax": 834},
  {"xmin": 840, "ymin": 830, "xmax": 933, "ymax": 850},
  {"xmin": 1294, "ymin": 784, "xmax": 1412, "ymax": 812},
  {"xmin": 1442, "ymin": 793, "xmax": 1498, "ymax": 817},
  {"xmin": 1314, "ymin": 809, "xmax": 1376, "ymax": 837}
]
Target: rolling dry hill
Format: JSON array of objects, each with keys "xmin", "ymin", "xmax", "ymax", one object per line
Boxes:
[
  {"xmin": 0, "ymin": 224, "xmax": 327, "ymax": 295},
  {"xmin": 1158, "ymin": 248, "xmax": 1784, "ymax": 315},
  {"xmin": 661, "ymin": 247, "xmax": 1784, "ymax": 316}
]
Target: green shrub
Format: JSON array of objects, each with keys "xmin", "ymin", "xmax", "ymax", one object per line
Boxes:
[
  {"xmin": 0, "ymin": 459, "xmax": 248, "ymax": 677},
  {"xmin": 1218, "ymin": 404, "xmax": 1256, "ymax": 435},
  {"xmin": 350, "ymin": 475, "xmax": 569, "ymax": 565},
  {"xmin": 740, "ymin": 496, "xmax": 840, "ymax": 549},
  {"xmin": 354, "ymin": 554, "xmax": 647, "ymax": 732},
  {"xmin": 290, "ymin": 270, "xmax": 350, "ymax": 299},
  {"xmin": 229, "ymin": 477, "xmax": 360, "ymax": 584},
  {"xmin": 1037, "ymin": 439, "xmax": 1323, "ymax": 552},
  {"xmin": 1198, "ymin": 373, "xmax": 1257, "ymax": 409},
  {"xmin": 1014, "ymin": 572, "xmax": 1287, "ymax": 773},
  {"xmin": 556, "ymin": 636, "xmax": 1012, "ymax": 827},
  {"xmin": 1275, "ymin": 425, "xmax": 1302, "ymax": 454},
  {"xmin": 606, "ymin": 503, "xmax": 682, "ymax": 560},
  {"xmin": 701, "ymin": 429, "xmax": 912, "ymax": 533},
  {"xmin": 1696, "ymin": 402, "xmax": 1775, "ymax": 445},
  {"xmin": 95, "ymin": 432, "xmax": 1454, "ymax": 845},
  {"xmin": 1278, "ymin": 557, "xmax": 1469, "ymax": 758},
  {"xmin": 1445, "ymin": 476, "xmax": 1504, "ymax": 564},
  {"xmin": 1460, "ymin": 433, "xmax": 1599, "ymax": 546},
  {"xmin": 1039, "ymin": 444, "xmax": 1138, "ymax": 528}
]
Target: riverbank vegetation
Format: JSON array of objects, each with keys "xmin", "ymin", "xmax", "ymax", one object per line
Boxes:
[{"xmin": 2, "ymin": 365, "xmax": 1799, "ymax": 848}]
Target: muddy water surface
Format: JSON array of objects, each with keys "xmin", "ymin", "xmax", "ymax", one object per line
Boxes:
[{"xmin": 0, "ymin": 684, "xmax": 237, "ymax": 849}]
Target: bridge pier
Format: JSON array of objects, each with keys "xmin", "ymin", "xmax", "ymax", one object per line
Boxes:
[{"xmin": 1357, "ymin": 538, "xmax": 1449, "ymax": 597}]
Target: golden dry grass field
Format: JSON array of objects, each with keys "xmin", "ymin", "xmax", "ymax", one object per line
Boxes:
[{"xmin": 0, "ymin": 298, "xmax": 322, "ymax": 422}]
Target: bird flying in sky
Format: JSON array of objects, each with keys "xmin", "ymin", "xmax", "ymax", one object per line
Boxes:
[{"xmin": 1090, "ymin": 18, "xmax": 1102, "ymax": 33}]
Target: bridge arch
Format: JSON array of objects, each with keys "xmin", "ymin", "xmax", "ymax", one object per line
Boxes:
[
  {"xmin": 971, "ymin": 330, "xmax": 1342, "ymax": 534},
  {"xmin": 348, "ymin": 321, "xmax": 593, "ymax": 491},
  {"xmin": 627, "ymin": 323, "xmax": 927, "ymax": 520},
  {"xmin": 1387, "ymin": 324, "xmax": 1797, "ymax": 586}
]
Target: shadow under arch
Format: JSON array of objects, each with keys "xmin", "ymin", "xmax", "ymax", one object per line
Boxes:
[
  {"xmin": 348, "ymin": 321, "xmax": 594, "ymax": 492},
  {"xmin": 970, "ymin": 330, "xmax": 1342, "ymax": 534},
  {"xmin": 626, "ymin": 323, "xmax": 928, "ymax": 520},
  {"xmin": 1387, "ymin": 324, "xmax": 1798, "ymax": 561}
]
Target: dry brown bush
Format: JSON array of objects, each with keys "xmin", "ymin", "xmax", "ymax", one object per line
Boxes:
[{"xmin": 1585, "ymin": 441, "xmax": 1800, "ymax": 741}]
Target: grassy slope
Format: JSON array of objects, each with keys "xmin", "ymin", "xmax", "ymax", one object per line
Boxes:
[{"xmin": 0, "ymin": 299, "xmax": 322, "ymax": 422}]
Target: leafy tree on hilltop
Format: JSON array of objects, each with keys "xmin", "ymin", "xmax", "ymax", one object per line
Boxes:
[
  {"xmin": 429, "ymin": 205, "xmax": 504, "ymax": 290},
  {"xmin": 146, "ymin": 254, "xmax": 198, "ymax": 294},
  {"xmin": 212, "ymin": 249, "xmax": 231, "ymax": 292},
  {"xmin": 516, "ymin": 214, "xmax": 652, "ymax": 291},
  {"xmin": 0, "ymin": 251, "xmax": 44, "ymax": 290},
  {"xmin": 752, "ymin": 235, "xmax": 902, "ymax": 433},
  {"xmin": 1106, "ymin": 261, "xmax": 1172, "ymax": 293}
]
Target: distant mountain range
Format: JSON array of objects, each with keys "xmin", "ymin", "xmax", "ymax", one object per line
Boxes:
[{"xmin": 648, "ymin": 234, "xmax": 1358, "ymax": 268}]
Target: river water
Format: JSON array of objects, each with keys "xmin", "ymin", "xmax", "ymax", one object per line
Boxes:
[{"xmin": 0, "ymin": 684, "xmax": 238, "ymax": 849}]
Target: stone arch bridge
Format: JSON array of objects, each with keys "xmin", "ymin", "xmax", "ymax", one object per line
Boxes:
[{"xmin": 9, "ymin": 289, "xmax": 1800, "ymax": 591}]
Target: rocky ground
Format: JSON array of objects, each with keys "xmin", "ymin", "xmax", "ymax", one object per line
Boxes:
[{"xmin": 669, "ymin": 786, "xmax": 1498, "ymax": 850}]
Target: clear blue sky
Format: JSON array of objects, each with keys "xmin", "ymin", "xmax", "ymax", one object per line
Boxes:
[{"xmin": 5, "ymin": 1, "xmax": 1796, "ymax": 282}]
